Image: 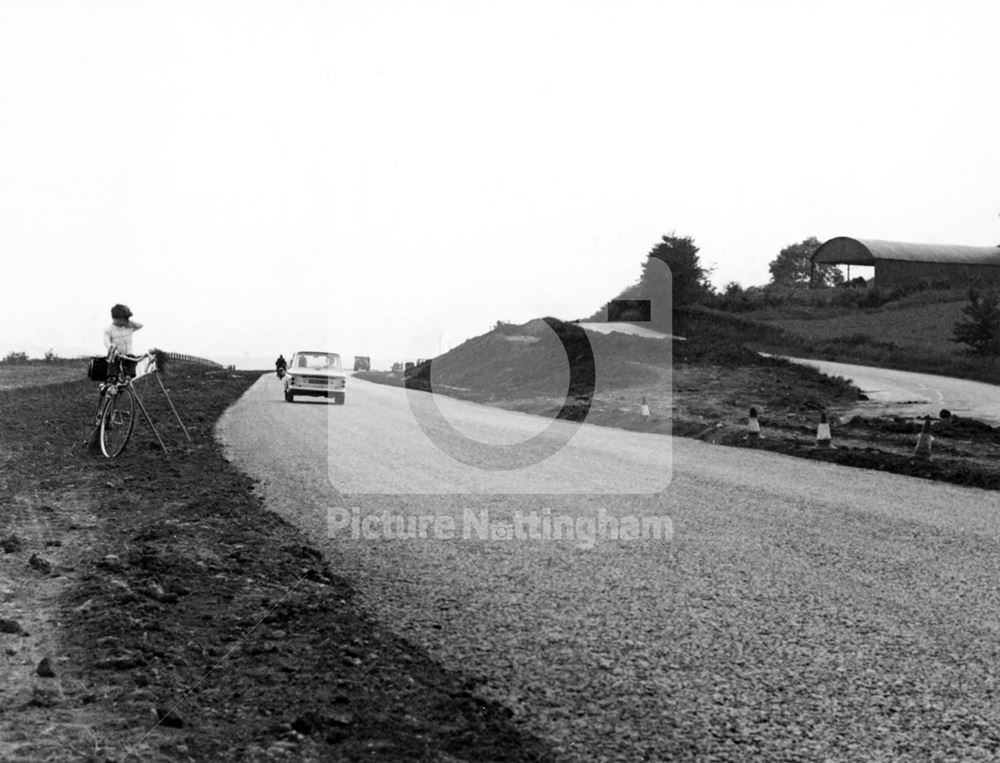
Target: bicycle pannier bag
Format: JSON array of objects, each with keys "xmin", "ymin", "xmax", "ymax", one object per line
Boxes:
[{"xmin": 87, "ymin": 356, "xmax": 109, "ymax": 382}]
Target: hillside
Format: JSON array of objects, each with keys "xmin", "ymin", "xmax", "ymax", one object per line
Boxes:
[
  {"xmin": 362, "ymin": 314, "xmax": 860, "ymax": 429},
  {"xmin": 744, "ymin": 298, "xmax": 968, "ymax": 356},
  {"xmin": 407, "ymin": 317, "xmax": 667, "ymax": 405},
  {"xmin": 718, "ymin": 287, "xmax": 1000, "ymax": 386}
]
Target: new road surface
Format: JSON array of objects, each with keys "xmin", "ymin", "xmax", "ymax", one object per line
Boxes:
[
  {"xmin": 218, "ymin": 374, "xmax": 1000, "ymax": 761},
  {"xmin": 785, "ymin": 356, "xmax": 1000, "ymax": 425}
]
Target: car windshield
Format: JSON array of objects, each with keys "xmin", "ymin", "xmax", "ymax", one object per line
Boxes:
[{"xmin": 296, "ymin": 352, "xmax": 342, "ymax": 371}]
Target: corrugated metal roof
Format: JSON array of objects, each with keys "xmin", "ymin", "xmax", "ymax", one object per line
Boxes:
[{"xmin": 812, "ymin": 237, "xmax": 1000, "ymax": 266}]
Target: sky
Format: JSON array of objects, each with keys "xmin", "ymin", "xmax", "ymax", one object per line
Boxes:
[{"xmin": 2, "ymin": 0, "xmax": 998, "ymax": 368}]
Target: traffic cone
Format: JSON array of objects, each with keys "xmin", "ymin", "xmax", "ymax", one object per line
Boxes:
[
  {"xmin": 640, "ymin": 396, "xmax": 650, "ymax": 417},
  {"xmin": 814, "ymin": 411, "xmax": 833, "ymax": 449},
  {"xmin": 914, "ymin": 417, "xmax": 933, "ymax": 460},
  {"xmin": 746, "ymin": 407, "xmax": 761, "ymax": 443}
]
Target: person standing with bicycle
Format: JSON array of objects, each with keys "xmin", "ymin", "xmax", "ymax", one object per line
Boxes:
[
  {"xmin": 104, "ymin": 304, "xmax": 143, "ymax": 377},
  {"xmin": 87, "ymin": 303, "xmax": 144, "ymax": 452}
]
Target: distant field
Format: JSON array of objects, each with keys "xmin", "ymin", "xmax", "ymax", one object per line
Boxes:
[
  {"xmin": 0, "ymin": 361, "xmax": 88, "ymax": 391},
  {"xmin": 759, "ymin": 299, "xmax": 968, "ymax": 354}
]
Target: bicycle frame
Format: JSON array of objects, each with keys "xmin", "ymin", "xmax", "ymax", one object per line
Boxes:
[
  {"xmin": 97, "ymin": 381, "xmax": 137, "ymax": 457},
  {"xmin": 94, "ymin": 350, "xmax": 170, "ymax": 457}
]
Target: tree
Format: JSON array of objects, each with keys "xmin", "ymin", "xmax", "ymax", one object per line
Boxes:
[
  {"xmin": 952, "ymin": 288, "xmax": 1000, "ymax": 356},
  {"xmin": 768, "ymin": 236, "xmax": 844, "ymax": 288},
  {"xmin": 644, "ymin": 233, "xmax": 713, "ymax": 307}
]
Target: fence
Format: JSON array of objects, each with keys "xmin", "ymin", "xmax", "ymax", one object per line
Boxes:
[{"xmin": 165, "ymin": 352, "xmax": 224, "ymax": 368}]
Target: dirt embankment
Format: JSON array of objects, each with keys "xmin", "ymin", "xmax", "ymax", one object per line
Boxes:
[
  {"xmin": 0, "ymin": 366, "xmax": 554, "ymax": 761},
  {"xmin": 359, "ymin": 316, "xmax": 1000, "ymax": 491}
]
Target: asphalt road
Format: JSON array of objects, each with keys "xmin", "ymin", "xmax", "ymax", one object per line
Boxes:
[
  {"xmin": 218, "ymin": 374, "xmax": 1000, "ymax": 761},
  {"xmin": 784, "ymin": 356, "xmax": 1000, "ymax": 424}
]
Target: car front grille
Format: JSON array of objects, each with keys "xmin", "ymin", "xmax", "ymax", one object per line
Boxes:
[{"xmin": 302, "ymin": 377, "xmax": 344, "ymax": 388}]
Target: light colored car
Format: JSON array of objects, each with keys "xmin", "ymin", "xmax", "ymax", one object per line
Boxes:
[{"xmin": 283, "ymin": 351, "xmax": 346, "ymax": 404}]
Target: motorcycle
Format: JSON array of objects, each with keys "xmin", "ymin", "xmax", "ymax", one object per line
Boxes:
[{"xmin": 276, "ymin": 366, "xmax": 286, "ymax": 379}]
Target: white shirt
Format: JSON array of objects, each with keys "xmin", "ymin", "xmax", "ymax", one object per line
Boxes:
[{"xmin": 103, "ymin": 320, "xmax": 143, "ymax": 355}]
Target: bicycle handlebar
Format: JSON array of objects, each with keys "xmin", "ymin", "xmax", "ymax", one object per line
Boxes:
[
  {"xmin": 106, "ymin": 349, "xmax": 159, "ymax": 378},
  {"xmin": 107, "ymin": 348, "xmax": 155, "ymax": 363}
]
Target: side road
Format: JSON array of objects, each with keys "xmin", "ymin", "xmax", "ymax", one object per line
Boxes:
[
  {"xmin": 780, "ymin": 355, "xmax": 1000, "ymax": 425},
  {"xmin": 0, "ymin": 368, "xmax": 553, "ymax": 761}
]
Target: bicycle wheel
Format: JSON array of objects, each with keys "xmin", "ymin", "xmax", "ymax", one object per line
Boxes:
[{"xmin": 100, "ymin": 387, "xmax": 136, "ymax": 458}]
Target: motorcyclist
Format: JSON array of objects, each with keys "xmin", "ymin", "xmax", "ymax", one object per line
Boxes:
[{"xmin": 275, "ymin": 355, "xmax": 287, "ymax": 376}]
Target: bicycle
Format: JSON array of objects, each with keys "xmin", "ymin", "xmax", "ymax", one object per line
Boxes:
[{"xmin": 93, "ymin": 350, "xmax": 162, "ymax": 458}]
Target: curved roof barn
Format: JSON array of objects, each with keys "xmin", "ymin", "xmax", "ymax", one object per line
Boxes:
[{"xmin": 813, "ymin": 237, "xmax": 1000, "ymax": 266}]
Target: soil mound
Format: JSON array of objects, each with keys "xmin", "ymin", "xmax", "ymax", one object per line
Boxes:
[{"xmin": 0, "ymin": 366, "xmax": 554, "ymax": 761}]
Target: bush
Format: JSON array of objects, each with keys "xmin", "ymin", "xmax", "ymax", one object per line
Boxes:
[
  {"xmin": 710, "ymin": 282, "xmax": 754, "ymax": 312},
  {"xmin": 952, "ymin": 288, "xmax": 1000, "ymax": 356},
  {"xmin": 2, "ymin": 351, "xmax": 29, "ymax": 365},
  {"xmin": 492, "ymin": 320, "xmax": 519, "ymax": 336},
  {"xmin": 712, "ymin": 279, "xmax": 963, "ymax": 315}
]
